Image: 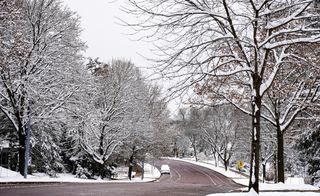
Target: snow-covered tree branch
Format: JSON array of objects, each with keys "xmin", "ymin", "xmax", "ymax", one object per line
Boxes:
[{"xmin": 124, "ymin": 0, "xmax": 320, "ymax": 192}]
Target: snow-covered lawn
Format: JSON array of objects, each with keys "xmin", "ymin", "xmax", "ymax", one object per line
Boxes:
[
  {"xmin": 208, "ymin": 189, "xmax": 320, "ymax": 196},
  {"xmin": 0, "ymin": 164, "xmax": 160, "ymax": 183},
  {"xmin": 167, "ymin": 158, "xmax": 319, "ymax": 195}
]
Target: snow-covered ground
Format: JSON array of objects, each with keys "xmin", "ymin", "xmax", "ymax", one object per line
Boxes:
[
  {"xmin": 167, "ymin": 158, "xmax": 319, "ymax": 195},
  {"xmin": 0, "ymin": 163, "xmax": 160, "ymax": 183},
  {"xmin": 208, "ymin": 189, "xmax": 320, "ymax": 196}
]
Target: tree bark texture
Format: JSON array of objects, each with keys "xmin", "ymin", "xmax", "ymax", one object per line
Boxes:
[
  {"xmin": 262, "ymin": 163, "xmax": 266, "ymax": 183},
  {"xmin": 249, "ymin": 74, "xmax": 262, "ymax": 193},
  {"xmin": 192, "ymin": 138, "xmax": 198, "ymax": 162},
  {"xmin": 277, "ymin": 127, "xmax": 285, "ymax": 183},
  {"xmin": 18, "ymin": 127, "xmax": 26, "ymax": 176},
  {"xmin": 128, "ymin": 146, "xmax": 135, "ymax": 180},
  {"xmin": 223, "ymin": 150, "xmax": 229, "ymax": 171},
  {"xmin": 274, "ymin": 152, "xmax": 278, "ymax": 183}
]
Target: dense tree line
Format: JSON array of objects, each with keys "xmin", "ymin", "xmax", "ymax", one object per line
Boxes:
[
  {"xmin": 0, "ymin": 0, "xmax": 170, "ymax": 179},
  {"xmin": 1, "ymin": 0, "xmax": 319, "ymax": 188},
  {"xmin": 171, "ymin": 103, "xmax": 319, "ymax": 185}
]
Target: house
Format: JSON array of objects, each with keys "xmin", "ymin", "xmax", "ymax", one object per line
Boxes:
[{"xmin": 0, "ymin": 140, "xmax": 10, "ymax": 168}]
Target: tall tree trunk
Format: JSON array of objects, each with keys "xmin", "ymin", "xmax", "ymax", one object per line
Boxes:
[
  {"xmin": 249, "ymin": 76, "xmax": 262, "ymax": 193},
  {"xmin": 274, "ymin": 152, "xmax": 278, "ymax": 183},
  {"xmin": 223, "ymin": 150, "xmax": 228, "ymax": 171},
  {"xmin": 274, "ymin": 101, "xmax": 285, "ymax": 183},
  {"xmin": 276, "ymin": 125, "xmax": 285, "ymax": 183},
  {"xmin": 173, "ymin": 141, "xmax": 178, "ymax": 157},
  {"xmin": 99, "ymin": 129, "xmax": 105, "ymax": 178},
  {"xmin": 262, "ymin": 163, "xmax": 266, "ymax": 183},
  {"xmin": 18, "ymin": 127, "xmax": 25, "ymax": 176},
  {"xmin": 100, "ymin": 163, "xmax": 106, "ymax": 179},
  {"xmin": 128, "ymin": 146, "xmax": 135, "ymax": 180},
  {"xmin": 192, "ymin": 141, "xmax": 198, "ymax": 162},
  {"xmin": 224, "ymin": 160, "xmax": 228, "ymax": 171},
  {"xmin": 141, "ymin": 159, "xmax": 144, "ymax": 180},
  {"xmin": 249, "ymin": 105, "xmax": 261, "ymax": 193}
]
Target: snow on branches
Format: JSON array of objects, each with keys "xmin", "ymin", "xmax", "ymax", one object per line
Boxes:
[
  {"xmin": 124, "ymin": 0, "xmax": 320, "ymax": 192},
  {"xmin": 0, "ymin": 0, "xmax": 86, "ymax": 176}
]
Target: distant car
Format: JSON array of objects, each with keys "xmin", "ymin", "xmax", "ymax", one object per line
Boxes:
[{"xmin": 160, "ymin": 164, "xmax": 170, "ymax": 174}]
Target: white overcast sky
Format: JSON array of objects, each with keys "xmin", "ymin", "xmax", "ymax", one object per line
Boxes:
[
  {"xmin": 62, "ymin": 0, "xmax": 153, "ymax": 75},
  {"xmin": 61, "ymin": 0, "xmax": 184, "ymax": 115}
]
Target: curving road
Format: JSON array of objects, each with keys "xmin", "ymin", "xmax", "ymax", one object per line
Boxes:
[{"xmin": 0, "ymin": 159, "xmax": 243, "ymax": 196}]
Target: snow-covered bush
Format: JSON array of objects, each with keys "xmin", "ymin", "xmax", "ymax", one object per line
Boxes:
[
  {"xmin": 75, "ymin": 165, "xmax": 93, "ymax": 179},
  {"xmin": 31, "ymin": 125, "xmax": 65, "ymax": 177},
  {"xmin": 296, "ymin": 126, "xmax": 320, "ymax": 186}
]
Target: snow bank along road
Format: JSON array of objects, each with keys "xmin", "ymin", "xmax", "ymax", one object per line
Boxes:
[{"xmin": 0, "ymin": 159, "xmax": 243, "ymax": 196}]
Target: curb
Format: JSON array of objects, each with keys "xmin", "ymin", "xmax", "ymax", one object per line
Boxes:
[
  {"xmin": 0, "ymin": 181, "xmax": 64, "ymax": 185},
  {"xmin": 0, "ymin": 177, "xmax": 159, "ymax": 186}
]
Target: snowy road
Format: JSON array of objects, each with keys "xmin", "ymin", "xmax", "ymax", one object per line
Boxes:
[{"xmin": 0, "ymin": 159, "xmax": 243, "ymax": 196}]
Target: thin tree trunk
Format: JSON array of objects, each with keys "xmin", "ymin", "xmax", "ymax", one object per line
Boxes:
[
  {"xmin": 274, "ymin": 152, "xmax": 278, "ymax": 183},
  {"xmin": 262, "ymin": 163, "xmax": 266, "ymax": 183},
  {"xmin": 141, "ymin": 160, "xmax": 144, "ymax": 180},
  {"xmin": 99, "ymin": 129, "xmax": 105, "ymax": 178},
  {"xmin": 173, "ymin": 141, "xmax": 178, "ymax": 157}
]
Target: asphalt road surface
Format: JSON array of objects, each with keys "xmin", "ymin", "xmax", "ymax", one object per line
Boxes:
[{"xmin": 0, "ymin": 159, "xmax": 243, "ymax": 196}]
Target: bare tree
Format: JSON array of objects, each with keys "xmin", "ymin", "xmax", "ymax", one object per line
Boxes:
[
  {"xmin": 175, "ymin": 108, "xmax": 202, "ymax": 161},
  {"xmin": 123, "ymin": 0, "xmax": 320, "ymax": 192},
  {"xmin": 200, "ymin": 105, "xmax": 247, "ymax": 171},
  {"xmin": 262, "ymin": 62, "xmax": 319, "ymax": 182},
  {"xmin": 260, "ymin": 123, "xmax": 276, "ymax": 183},
  {"xmin": 185, "ymin": 108, "xmax": 202, "ymax": 162}
]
